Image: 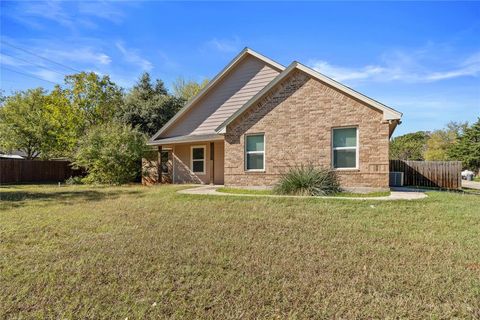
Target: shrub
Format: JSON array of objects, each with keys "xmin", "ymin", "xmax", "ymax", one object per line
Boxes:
[
  {"xmin": 274, "ymin": 165, "xmax": 341, "ymax": 196},
  {"xmin": 74, "ymin": 123, "xmax": 146, "ymax": 185},
  {"xmin": 65, "ymin": 176, "xmax": 84, "ymax": 185}
]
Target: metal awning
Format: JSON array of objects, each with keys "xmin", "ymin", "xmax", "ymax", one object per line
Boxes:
[{"xmin": 147, "ymin": 134, "xmax": 224, "ymax": 146}]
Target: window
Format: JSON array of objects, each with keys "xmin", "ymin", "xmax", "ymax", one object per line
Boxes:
[
  {"xmin": 332, "ymin": 127, "xmax": 358, "ymax": 169},
  {"xmin": 191, "ymin": 146, "xmax": 205, "ymax": 174},
  {"xmin": 245, "ymin": 134, "xmax": 265, "ymax": 171},
  {"xmin": 161, "ymin": 151, "xmax": 169, "ymax": 174}
]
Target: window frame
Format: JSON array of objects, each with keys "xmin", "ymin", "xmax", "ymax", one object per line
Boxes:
[
  {"xmin": 331, "ymin": 126, "xmax": 359, "ymax": 170},
  {"xmin": 244, "ymin": 133, "xmax": 265, "ymax": 172},
  {"xmin": 190, "ymin": 145, "xmax": 206, "ymax": 175}
]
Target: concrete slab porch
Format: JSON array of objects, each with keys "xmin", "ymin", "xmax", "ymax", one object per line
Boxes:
[{"xmin": 178, "ymin": 185, "xmax": 427, "ymax": 200}]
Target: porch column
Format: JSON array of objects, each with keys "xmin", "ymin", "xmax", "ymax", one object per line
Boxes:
[
  {"xmin": 158, "ymin": 145, "xmax": 162, "ymax": 184},
  {"xmin": 210, "ymin": 142, "xmax": 215, "ymax": 184}
]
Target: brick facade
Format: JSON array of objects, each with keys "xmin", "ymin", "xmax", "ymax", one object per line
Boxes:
[{"xmin": 224, "ymin": 70, "xmax": 391, "ymax": 190}]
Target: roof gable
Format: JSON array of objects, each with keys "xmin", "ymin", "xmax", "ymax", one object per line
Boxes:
[
  {"xmin": 149, "ymin": 48, "xmax": 284, "ymax": 143},
  {"xmin": 215, "ymin": 62, "xmax": 402, "ymax": 134}
]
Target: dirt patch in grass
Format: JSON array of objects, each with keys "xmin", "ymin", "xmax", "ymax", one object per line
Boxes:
[
  {"xmin": 216, "ymin": 187, "xmax": 274, "ymax": 195},
  {"xmin": 1, "ymin": 185, "xmax": 479, "ymax": 318},
  {"xmin": 217, "ymin": 187, "xmax": 391, "ymax": 198},
  {"xmin": 332, "ymin": 191, "xmax": 391, "ymax": 197}
]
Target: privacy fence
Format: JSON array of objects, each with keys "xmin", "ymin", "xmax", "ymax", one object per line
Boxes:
[
  {"xmin": 389, "ymin": 160, "xmax": 462, "ymax": 190},
  {"xmin": 0, "ymin": 159, "xmax": 83, "ymax": 184}
]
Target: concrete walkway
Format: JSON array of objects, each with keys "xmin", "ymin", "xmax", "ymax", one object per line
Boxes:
[
  {"xmin": 178, "ymin": 185, "xmax": 427, "ymax": 201},
  {"xmin": 462, "ymin": 180, "xmax": 480, "ymax": 190}
]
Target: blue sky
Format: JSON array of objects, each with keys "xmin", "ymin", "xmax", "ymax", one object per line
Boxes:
[{"xmin": 1, "ymin": 1, "xmax": 479, "ymax": 136}]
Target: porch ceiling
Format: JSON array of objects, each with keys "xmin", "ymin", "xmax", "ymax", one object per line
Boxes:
[{"xmin": 147, "ymin": 134, "xmax": 224, "ymax": 146}]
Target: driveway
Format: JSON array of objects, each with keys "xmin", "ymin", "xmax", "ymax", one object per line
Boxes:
[{"xmin": 462, "ymin": 180, "xmax": 480, "ymax": 190}]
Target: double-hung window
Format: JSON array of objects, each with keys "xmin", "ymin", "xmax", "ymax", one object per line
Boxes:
[
  {"xmin": 332, "ymin": 127, "xmax": 358, "ymax": 169},
  {"xmin": 245, "ymin": 134, "xmax": 265, "ymax": 171},
  {"xmin": 191, "ymin": 146, "xmax": 206, "ymax": 174}
]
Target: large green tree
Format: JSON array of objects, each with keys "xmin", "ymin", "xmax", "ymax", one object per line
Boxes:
[
  {"xmin": 424, "ymin": 122, "xmax": 468, "ymax": 161},
  {"xmin": 117, "ymin": 72, "xmax": 184, "ymax": 136},
  {"xmin": 448, "ymin": 118, "xmax": 480, "ymax": 172},
  {"xmin": 390, "ymin": 131, "xmax": 430, "ymax": 160},
  {"xmin": 64, "ymin": 72, "xmax": 124, "ymax": 130},
  {"xmin": 74, "ymin": 123, "xmax": 146, "ymax": 184},
  {"xmin": 0, "ymin": 87, "xmax": 81, "ymax": 159},
  {"xmin": 172, "ymin": 77, "xmax": 209, "ymax": 102}
]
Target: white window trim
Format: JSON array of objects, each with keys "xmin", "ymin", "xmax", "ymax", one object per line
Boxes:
[
  {"xmin": 190, "ymin": 145, "xmax": 206, "ymax": 175},
  {"xmin": 244, "ymin": 133, "xmax": 265, "ymax": 172},
  {"xmin": 332, "ymin": 126, "xmax": 359, "ymax": 170}
]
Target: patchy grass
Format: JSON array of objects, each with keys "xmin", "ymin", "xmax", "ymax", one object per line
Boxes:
[{"xmin": 1, "ymin": 184, "xmax": 479, "ymax": 319}]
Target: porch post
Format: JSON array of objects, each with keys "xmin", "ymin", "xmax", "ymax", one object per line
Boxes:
[
  {"xmin": 158, "ymin": 145, "xmax": 162, "ymax": 184},
  {"xmin": 210, "ymin": 142, "xmax": 215, "ymax": 185}
]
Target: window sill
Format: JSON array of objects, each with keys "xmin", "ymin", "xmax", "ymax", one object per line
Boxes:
[
  {"xmin": 334, "ymin": 168, "xmax": 360, "ymax": 172},
  {"xmin": 245, "ymin": 170, "xmax": 266, "ymax": 173}
]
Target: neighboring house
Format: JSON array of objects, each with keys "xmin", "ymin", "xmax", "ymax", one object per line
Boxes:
[
  {"xmin": 0, "ymin": 150, "xmax": 26, "ymax": 159},
  {"xmin": 146, "ymin": 48, "xmax": 402, "ymax": 190}
]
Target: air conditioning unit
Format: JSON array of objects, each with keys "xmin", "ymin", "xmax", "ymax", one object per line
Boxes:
[{"xmin": 389, "ymin": 171, "xmax": 404, "ymax": 187}]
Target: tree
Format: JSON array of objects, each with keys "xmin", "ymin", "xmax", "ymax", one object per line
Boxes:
[
  {"xmin": 0, "ymin": 88, "xmax": 81, "ymax": 159},
  {"xmin": 172, "ymin": 77, "xmax": 209, "ymax": 102},
  {"xmin": 64, "ymin": 72, "xmax": 123, "ymax": 130},
  {"xmin": 390, "ymin": 131, "xmax": 430, "ymax": 160},
  {"xmin": 74, "ymin": 123, "xmax": 146, "ymax": 184},
  {"xmin": 424, "ymin": 121, "xmax": 468, "ymax": 161},
  {"xmin": 117, "ymin": 72, "xmax": 184, "ymax": 136},
  {"xmin": 448, "ymin": 118, "xmax": 480, "ymax": 172}
]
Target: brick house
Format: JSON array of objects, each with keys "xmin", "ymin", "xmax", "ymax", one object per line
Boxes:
[{"xmin": 146, "ymin": 48, "xmax": 402, "ymax": 190}]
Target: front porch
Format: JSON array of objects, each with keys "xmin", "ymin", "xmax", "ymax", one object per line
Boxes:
[{"xmin": 143, "ymin": 134, "xmax": 224, "ymax": 185}]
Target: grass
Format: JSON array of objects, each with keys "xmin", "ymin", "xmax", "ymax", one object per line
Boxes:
[
  {"xmin": 1, "ymin": 184, "xmax": 479, "ymax": 319},
  {"xmin": 217, "ymin": 187, "xmax": 391, "ymax": 198}
]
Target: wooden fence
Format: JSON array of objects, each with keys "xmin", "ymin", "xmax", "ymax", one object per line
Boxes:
[
  {"xmin": 389, "ymin": 160, "xmax": 462, "ymax": 189},
  {"xmin": 0, "ymin": 159, "xmax": 83, "ymax": 184}
]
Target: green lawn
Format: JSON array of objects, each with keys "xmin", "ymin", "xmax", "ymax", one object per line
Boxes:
[{"xmin": 1, "ymin": 185, "xmax": 479, "ymax": 319}]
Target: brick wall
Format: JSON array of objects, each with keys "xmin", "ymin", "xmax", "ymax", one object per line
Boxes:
[{"xmin": 224, "ymin": 70, "xmax": 390, "ymax": 189}]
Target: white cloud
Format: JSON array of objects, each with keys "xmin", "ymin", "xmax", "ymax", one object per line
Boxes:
[
  {"xmin": 43, "ymin": 47, "xmax": 112, "ymax": 66},
  {"xmin": 115, "ymin": 41, "xmax": 153, "ymax": 71},
  {"xmin": 6, "ymin": 0, "xmax": 127, "ymax": 30},
  {"xmin": 206, "ymin": 37, "xmax": 242, "ymax": 53},
  {"xmin": 309, "ymin": 61, "xmax": 385, "ymax": 81},
  {"xmin": 77, "ymin": 2, "xmax": 125, "ymax": 24},
  {"xmin": 309, "ymin": 50, "xmax": 480, "ymax": 83},
  {"xmin": 20, "ymin": 0, "xmax": 75, "ymax": 28},
  {"xmin": 31, "ymin": 69, "xmax": 63, "ymax": 83},
  {"xmin": 0, "ymin": 53, "xmax": 28, "ymax": 67}
]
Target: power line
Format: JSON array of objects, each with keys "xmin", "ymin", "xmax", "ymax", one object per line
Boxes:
[
  {"xmin": 1, "ymin": 51, "xmax": 67, "ymax": 77},
  {"xmin": 1, "ymin": 40, "xmax": 81, "ymax": 73},
  {"xmin": 1, "ymin": 66, "xmax": 59, "ymax": 85}
]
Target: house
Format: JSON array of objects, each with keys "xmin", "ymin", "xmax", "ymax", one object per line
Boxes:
[{"xmin": 146, "ymin": 48, "xmax": 402, "ymax": 190}]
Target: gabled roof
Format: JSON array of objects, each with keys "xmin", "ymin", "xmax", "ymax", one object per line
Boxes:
[
  {"xmin": 148, "ymin": 48, "xmax": 285, "ymax": 143},
  {"xmin": 216, "ymin": 61, "xmax": 402, "ymax": 134}
]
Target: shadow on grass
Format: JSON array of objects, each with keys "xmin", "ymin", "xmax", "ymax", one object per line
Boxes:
[{"xmin": 0, "ymin": 189, "xmax": 143, "ymax": 209}]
